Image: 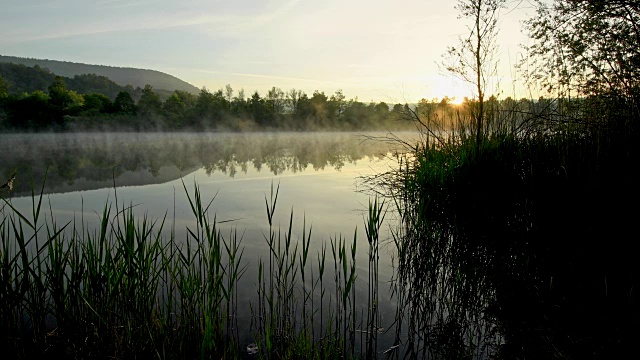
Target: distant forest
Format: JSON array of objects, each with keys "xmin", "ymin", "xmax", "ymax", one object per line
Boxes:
[
  {"xmin": 0, "ymin": 55, "xmax": 200, "ymax": 94},
  {"xmin": 0, "ymin": 62, "xmax": 417, "ymax": 132}
]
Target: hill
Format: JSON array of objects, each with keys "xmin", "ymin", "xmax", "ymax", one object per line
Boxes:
[
  {"xmin": 0, "ymin": 62, "xmax": 133, "ymax": 99},
  {"xmin": 0, "ymin": 55, "xmax": 200, "ymax": 94}
]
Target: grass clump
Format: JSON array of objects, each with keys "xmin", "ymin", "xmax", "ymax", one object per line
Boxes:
[
  {"xmin": 251, "ymin": 183, "xmax": 388, "ymax": 359},
  {"xmin": 0, "ymin": 179, "xmax": 245, "ymax": 359},
  {"xmin": 0, "ymin": 178, "xmax": 389, "ymax": 359},
  {"xmin": 383, "ymin": 97, "xmax": 640, "ymax": 359}
]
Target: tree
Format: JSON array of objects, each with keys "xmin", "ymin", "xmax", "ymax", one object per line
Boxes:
[
  {"xmin": 113, "ymin": 91, "xmax": 136, "ymax": 114},
  {"xmin": 294, "ymin": 92, "xmax": 313, "ymax": 127},
  {"xmin": 0, "ymin": 75, "xmax": 8, "ymax": 98},
  {"xmin": 194, "ymin": 87, "xmax": 227, "ymax": 128},
  {"xmin": 250, "ymin": 91, "xmax": 270, "ymax": 126},
  {"xmin": 137, "ymin": 84, "xmax": 163, "ymax": 116},
  {"xmin": 287, "ymin": 89, "xmax": 304, "ymax": 114},
  {"xmin": 225, "ymin": 84, "xmax": 234, "ymax": 106},
  {"xmin": 163, "ymin": 90, "xmax": 196, "ymax": 119},
  {"xmin": 231, "ymin": 88, "xmax": 248, "ymax": 116},
  {"xmin": 66, "ymin": 90, "xmax": 85, "ymax": 114},
  {"xmin": 310, "ymin": 91, "xmax": 329, "ymax": 127},
  {"xmin": 0, "ymin": 76, "xmax": 8, "ymax": 127},
  {"xmin": 523, "ymin": 0, "xmax": 640, "ymax": 119},
  {"xmin": 48, "ymin": 76, "xmax": 73, "ymax": 111},
  {"xmin": 4, "ymin": 90, "xmax": 51, "ymax": 129},
  {"xmin": 266, "ymin": 87, "xmax": 285, "ymax": 115},
  {"xmin": 83, "ymin": 93, "xmax": 113, "ymax": 115},
  {"xmin": 342, "ymin": 99, "xmax": 367, "ymax": 129},
  {"xmin": 444, "ymin": 0, "xmax": 506, "ymax": 151},
  {"xmin": 257, "ymin": 87, "xmax": 283, "ymax": 127},
  {"xmin": 330, "ymin": 89, "xmax": 347, "ymax": 122}
]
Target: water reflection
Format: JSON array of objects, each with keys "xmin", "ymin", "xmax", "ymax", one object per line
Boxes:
[
  {"xmin": 0, "ymin": 131, "xmax": 415, "ymax": 356},
  {"xmin": 0, "ymin": 132, "xmax": 412, "ymax": 196}
]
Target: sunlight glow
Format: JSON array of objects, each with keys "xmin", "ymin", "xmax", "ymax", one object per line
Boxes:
[
  {"xmin": 450, "ymin": 97, "xmax": 465, "ymax": 105},
  {"xmin": 0, "ymin": 0, "xmax": 534, "ymax": 103},
  {"xmin": 427, "ymin": 74, "xmax": 473, "ymax": 104}
]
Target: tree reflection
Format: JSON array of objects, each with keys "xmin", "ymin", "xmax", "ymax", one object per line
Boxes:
[{"xmin": 0, "ymin": 132, "xmax": 412, "ymax": 196}]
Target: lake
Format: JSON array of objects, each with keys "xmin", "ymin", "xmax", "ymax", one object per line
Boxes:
[{"xmin": 0, "ymin": 131, "xmax": 417, "ymax": 356}]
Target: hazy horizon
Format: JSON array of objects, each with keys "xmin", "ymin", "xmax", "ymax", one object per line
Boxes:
[{"xmin": 1, "ymin": 0, "xmax": 535, "ymax": 103}]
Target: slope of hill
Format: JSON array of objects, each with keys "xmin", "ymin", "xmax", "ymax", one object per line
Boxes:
[
  {"xmin": 0, "ymin": 55, "xmax": 200, "ymax": 94},
  {"xmin": 0, "ymin": 62, "xmax": 132, "ymax": 99}
]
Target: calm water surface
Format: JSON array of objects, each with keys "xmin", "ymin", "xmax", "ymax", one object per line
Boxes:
[{"xmin": 1, "ymin": 131, "xmax": 416, "ymax": 352}]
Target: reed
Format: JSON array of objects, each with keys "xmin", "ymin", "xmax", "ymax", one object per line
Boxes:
[
  {"xmin": 0, "ymin": 178, "xmax": 245, "ymax": 358},
  {"xmin": 251, "ymin": 182, "xmax": 382, "ymax": 359},
  {"xmin": 380, "ymin": 96, "xmax": 640, "ymax": 359},
  {"xmin": 0, "ymin": 176, "xmax": 388, "ymax": 359}
]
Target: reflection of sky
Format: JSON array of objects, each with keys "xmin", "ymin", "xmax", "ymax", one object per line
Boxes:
[
  {"xmin": 6, "ymin": 152, "xmax": 399, "ymax": 265},
  {"xmin": 3, "ymin": 135, "xmax": 401, "ymax": 352}
]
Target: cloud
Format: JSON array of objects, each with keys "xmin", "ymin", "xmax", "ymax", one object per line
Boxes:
[
  {"xmin": 195, "ymin": 0, "xmax": 301, "ymax": 37},
  {"xmin": 0, "ymin": 0, "xmax": 301, "ymax": 44},
  {"xmin": 0, "ymin": 14, "xmax": 222, "ymax": 45}
]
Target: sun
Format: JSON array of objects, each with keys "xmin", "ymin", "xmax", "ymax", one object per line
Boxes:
[
  {"xmin": 450, "ymin": 97, "xmax": 465, "ymax": 105},
  {"xmin": 427, "ymin": 75, "xmax": 472, "ymax": 105}
]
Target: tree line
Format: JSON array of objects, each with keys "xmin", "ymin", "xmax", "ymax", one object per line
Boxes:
[
  {"xmin": 0, "ymin": 62, "xmax": 164, "ymax": 101},
  {"xmin": 0, "ymin": 71, "xmax": 413, "ymax": 132}
]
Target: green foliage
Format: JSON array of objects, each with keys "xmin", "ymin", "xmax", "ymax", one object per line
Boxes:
[
  {"xmin": 0, "ymin": 75, "xmax": 8, "ymax": 98},
  {"xmin": 67, "ymin": 73, "xmax": 128, "ymax": 98},
  {"xmin": 0, "ymin": 177, "xmax": 387, "ymax": 359},
  {"xmin": 113, "ymin": 91, "xmax": 137, "ymax": 115},
  {"xmin": 523, "ymin": 0, "xmax": 640, "ymax": 120},
  {"xmin": 0, "ymin": 55, "xmax": 200, "ymax": 94},
  {"xmin": 380, "ymin": 48, "xmax": 640, "ymax": 357},
  {"xmin": 47, "ymin": 76, "xmax": 74, "ymax": 112},
  {"xmin": 165, "ymin": 90, "xmax": 196, "ymax": 110},
  {"xmin": 193, "ymin": 88, "xmax": 227, "ymax": 128},
  {"xmin": 2, "ymin": 90, "xmax": 52, "ymax": 129},
  {"xmin": 0, "ymin": 180, "xmax": 243, "ymax": 359},
  {"xmin": 251, "ymin": 183, "xmax": 384, "ymax": 359},
  {"xmin": 0, "ymin": 62, "xmax": 132, "ymax": 100},
  {"xmin": 249, "ymin": 90, "xmax": 271, "ymax": 126},
  {"xmin": 388, "ymin": 124, "xmax": 640, "ymax": 358},
  {"xmin": 0, "ymin": 63, "xmax": 55, "ymax": 95},
  {"xmin": 82, "ymin": 93, "xmax": 113, "ymax": 115},
  {"xmin": 0, "ymin": 64, "xmax": 415, "ymax": 132},
  {"xmin": 137, "ymin": 84, "xmax": 163, "ymax": 116}
]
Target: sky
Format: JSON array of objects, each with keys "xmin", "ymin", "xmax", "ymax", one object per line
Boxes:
[{"xmin": 0, "ymin": 0, "xmax": 536, "ymax": 104}]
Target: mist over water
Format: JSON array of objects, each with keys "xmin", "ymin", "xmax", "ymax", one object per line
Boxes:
[
  {"xmin": 1, "ymin": 130, "xmax": 417, "ymax": 352},
  {"xmin": 0, "ymin": 131, "xmax": 414, "ymax": 195}
]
